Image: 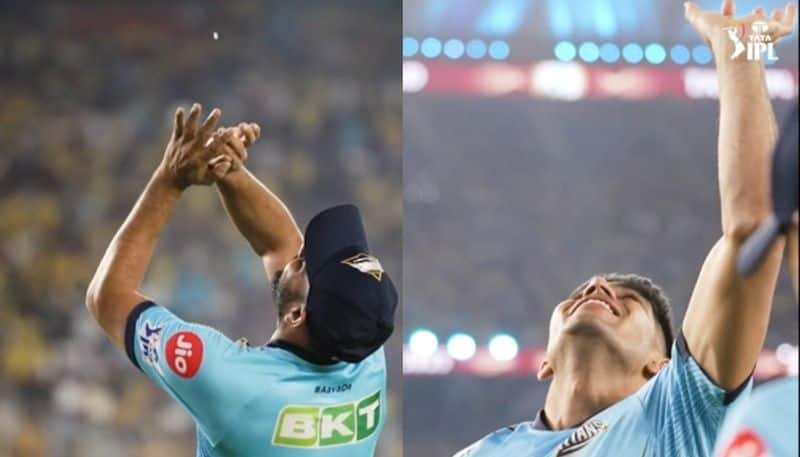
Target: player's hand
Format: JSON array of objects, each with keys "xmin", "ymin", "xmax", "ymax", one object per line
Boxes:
[
  {"xmin": 684, "ymin": 0, "xmax": 796, "ymax": 58},
  {"xmin": 207, "ymin": 122, "xmax": 262, "ymax": 175},
  {"xmin": 158, "ymin": 103, "xmax": 233, "ymax": 189}
]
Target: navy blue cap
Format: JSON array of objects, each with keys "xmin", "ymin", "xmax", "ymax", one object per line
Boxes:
[
  {"xmin": 303, "ymin": 205, "xmax": 398, "ymax": 362},
  {"xmin": 738, "ymin": 107, "xmax": 798, "ymax": 276}
]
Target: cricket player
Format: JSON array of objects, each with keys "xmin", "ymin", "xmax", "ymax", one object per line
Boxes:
[
  {"xmin": 455, "ymin": 1, "xmax": 796, "ymax": 456},
  {"xmin": 713, "ymin": 106, "xmax": 798, "ymax": 456},
  {"xmin": 86, "ymin": 104, "xmax": 398, "ymax": 456}
]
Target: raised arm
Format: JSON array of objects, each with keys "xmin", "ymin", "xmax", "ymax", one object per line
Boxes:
[
  {"xmin": 86, "ymin": 104, "xmax": 230, "ymax": 350},
  {"xmin": 213, "ymin": 123, "xmax": 303, "ymax": 283},
  {"xmin": 681, "ymin": 1, "xmax": 796, "ymax": 390}
]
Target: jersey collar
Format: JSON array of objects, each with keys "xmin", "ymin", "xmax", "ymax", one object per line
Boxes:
[
  {"xmin": 532, "ymin": 409, "xmax": 552, "ymax": 431},
  {"xmin": 267, "ymin": 339, "xmax": 338, "ymax": 365}
]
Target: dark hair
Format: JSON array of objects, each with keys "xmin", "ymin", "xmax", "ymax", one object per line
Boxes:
[{"xmin": 572, "ymin": 273, "xmax": 674, "ymax": 357}]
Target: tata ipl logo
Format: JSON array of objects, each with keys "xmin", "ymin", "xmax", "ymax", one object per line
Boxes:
[
  {"xmin": 272, "ymin": 390, "xmax": 382, "ymax": 448},
  {"xmin": 725, "ymin": 21, "xmax": 778, "ymax": 61}
]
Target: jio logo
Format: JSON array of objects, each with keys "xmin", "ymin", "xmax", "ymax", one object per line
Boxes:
[{"xmin": 166, "ymin": 332, "xmax": 204, "ymax": 379}]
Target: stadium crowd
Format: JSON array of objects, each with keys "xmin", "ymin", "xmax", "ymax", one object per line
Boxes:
[{"xmin": 0, "ymin": 1, "xmax": 401, "ymax": 456}]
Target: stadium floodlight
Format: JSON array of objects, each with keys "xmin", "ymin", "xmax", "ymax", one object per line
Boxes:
[
  {"xmin": 446, "ymin": 333, "xmax": 477, "ymax": 361},
  {"xmin": 670, "ymin": 45, "xmax": 691, "ymax": 65},
  {"xmin": 578, "ymin": 42, "xmax": 600, "ymax": 63},
  {"xmin": 622, "ymin": 43, "xmax": 644, "ymax": 64},
  {"xmin": 644, "ymin": 44, "xmax": 666, "ymax": 64},
  {"xmin": 776, "ymin": 343, "xmax": 798, "ymax": 365},
  {"xmin": 444, "ymin": 39, "xmax": 465, "ymax": 59},
  {"xmin": 554, "ymin": 41, "xmax": 577, "ymax": 62},
  {"xmin": 466, "ymin": 39, "xmax": 487, "ymax": 59},
  {"xmin": 488, "ymin": 40, "xmax": 510, "ymax": 60},
  {"xmin": 403, "ymin": 37, "xmax": 420, "ymax": 58},
  {"xmin": 488, "ymin": 334, "xmax": 519, "ymax": 361},
  {"xmin": 421, "ymin": 38, "xmax": 442, "ymax": 58},
  {"xmin": 599, "ymin": 43, "xmax": 620, "ymax": 63},
  {"xmin": 409, "ymin": 329, "xmax": 439, "ymax": 357},
  {"xmin": 692, "ymin": 45, "xmax": 712, "ymax": 64},
  {"xmin": 402, "ymin": 61, "xmax": 429, "ymax": 93}
]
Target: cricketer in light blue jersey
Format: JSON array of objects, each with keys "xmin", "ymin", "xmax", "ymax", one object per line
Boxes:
[
  {"xmin": 456, "ymin": 334, "xmax": 752, "ymax": 457},
  {"xmin": 713, "ymin": 377, "xmax": 798, "ymax": 457},
  {"xmin": 87, "ymin": 107, "xmax": 397, "ymax": 457},
  {"xmin": 125, "ymin": 303, "xmax": 387, "ymax": 456},
  {"xmin": 714, "ymin": 67, "xmax": 799, "ymax": 457}
]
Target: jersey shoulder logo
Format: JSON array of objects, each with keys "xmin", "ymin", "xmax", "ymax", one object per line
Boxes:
[
  {"xmin": 556, "ymin": 419, "xmax": 608, "ymax": 456},
  {"xmin": 139, "ymin": 320, "xmax": 165, "ymax": 376},
  {"xmin": 272, "ymin": 390, "xmax": 382, "ymax": 449},
  {"xmin": 341, "ymin": 253, "xmax": 384, "ymax": 281},
  {"xmin": 166, "ymin": 331, "xmax": 204, "ymax": 379},
  {"xmin": 720, "ymin": 429, "xmax": 766, "ymax": 457}
]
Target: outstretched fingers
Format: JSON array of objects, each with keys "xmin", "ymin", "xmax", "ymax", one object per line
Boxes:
[
  {"xmin": 721, "ymin": 0, "xmax": 735, "ymax": 17},
  {"xmin": 200, "ymin": 108, "xmax": 222, "ymax": 138},
  {"xmin": 184, "ymin": 103, "xmax": 202, "ymax": 139},
  {"xmin": 782, "ymin": 3, "xmax": 797, "ymax": 30},
  {"xmin": 684, "ymin": 2, "xmax": 705, "ymax": 31},
  {"xmin": 174, "ymin": 107, "xmax": 185, "ymax": 139}
]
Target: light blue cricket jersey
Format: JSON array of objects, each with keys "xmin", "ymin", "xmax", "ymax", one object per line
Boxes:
[
  {"xmin": 455, "ymin": 334, "xmax": 752, "ymax": 457},
  {"xmin": 713, "ymin": 376, "xmax": 798, "ymax": 457},
  {"xmin": 124, "ymin": 302, "xmax": 387, "ymax": 457}
]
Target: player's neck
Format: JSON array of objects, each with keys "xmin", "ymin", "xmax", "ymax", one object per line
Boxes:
[
  {"xmin": 270, "ymin": 325, "xmax": 313, "ymax": 352},
  {"xmin": 543, "ymin": 343, "xmax": 641, "ymax": 430}
]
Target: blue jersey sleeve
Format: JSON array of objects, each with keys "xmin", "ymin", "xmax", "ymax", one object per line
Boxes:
[
  {"xmin": 638, "ymin": 332, "xmax": 752, "ymax": 455},
  {"xmin": 124, "ymin": 301, "xmax": 249, "ymax": 445}
]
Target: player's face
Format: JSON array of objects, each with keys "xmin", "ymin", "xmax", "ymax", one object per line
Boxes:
[
  {"xmin": 275, "ymin": 251, "xmax": 310, "ymax": 307},
  {"xmin": 547, "ymin": 276, "xmax": 662, "ymax": 360}
]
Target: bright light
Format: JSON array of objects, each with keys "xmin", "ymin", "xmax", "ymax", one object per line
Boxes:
[
  {"xmin": 532, "ymin": 61, "xmax": 588, "ymax": 101},
  {"xmin": 644, "ymin": 44, "xmax": 666, "ymax": 64},
  {"xmin": 443, "ymin": 39, "xmax": 465, "ymax": 59},
  {"xmin": 466, "ymin": 39, "xmax": 487, "ymax": 59},
  {"xmin": 402, "ymin": 61, "xmax": 429, "ymax": 93},
  {"xmin": 776, "ymin": 343, "xmax": 798, "ymax": 365},
  {"xmin": 421, "ymin": 38, "xmax": 442, "ymax": 58},
  {"xmin": 488, "ymin": 40, "xmax": 511, "ymax": 60},
  {"xmin": 409, "ymin": 329, "xmax": 439, "ymax": 357},
  {"xmin": 692, "ymin": 45, "xmax": 712, "ymax": 64},
  {"xmin": 578, "ymin": 42, "xmax": 600, "ymax": 63},
  {"xmin": 446, "ymin": 333, "xmax": 477, "ymax": 361},
  {"xmin": 622, "ymin": 43, "xmax": 643, "ymax": 63},
  {"xmin": 670, "ymin": 45, "xmax": 690, "ymax": 64},
  {"xmin": 488, "ymin": 334, "xmax": 519, "ymax": 361},
  {"xmin": 403, "ymin": 37, "xmax": 419, "ymax": 57},
  {"xmin": 554, "ymin": 41, "xmax": 577, "ymax": 62},
  {"xmin": 599, "ymin": 43, "xmax": 620, "ymax": 63}
]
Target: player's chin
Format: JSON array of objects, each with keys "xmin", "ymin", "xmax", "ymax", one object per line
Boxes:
[{"xmin": 562, "ymin": 315, "xmax": 618, "ymax": 339}]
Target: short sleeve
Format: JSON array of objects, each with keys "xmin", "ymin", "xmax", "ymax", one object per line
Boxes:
[
  {"xmin": 124, "ymin": 301, "xmax": 244, "ymax": 445},
  {"xmin": 638, "ymin": 332, "xmax": 752, "ymax": 455}
]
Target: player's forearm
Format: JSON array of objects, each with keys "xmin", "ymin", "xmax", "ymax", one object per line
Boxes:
[
  {"xmin": 715, "ymin": 56, "xmax": 778, "ymax": 240},
  {"xmin": 217, "ymin": 168, "xmax": 302, "ymax": 275},
  {"xmin": 86, "ymin": 169, "xmax": 181, "ymax": 342}
]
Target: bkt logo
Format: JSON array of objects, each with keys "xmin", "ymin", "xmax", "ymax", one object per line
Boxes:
[{"xmin": 272, "ymin": 390, "xmax": 382, "ymax": 448}]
